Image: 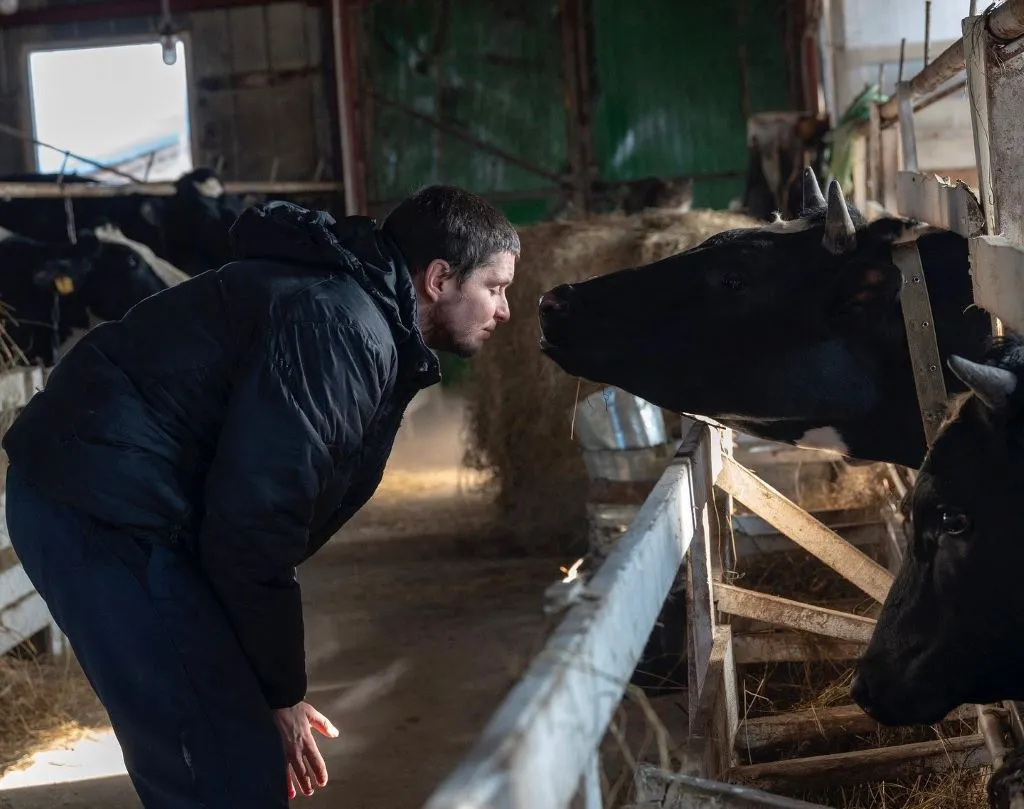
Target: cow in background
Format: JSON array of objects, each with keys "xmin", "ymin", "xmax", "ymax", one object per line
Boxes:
[
  {"xmin": 0, "ymin": 167, "xmax": 245, "ymax": 277},
  {"xmin": 538, "ymin": 169, "xmax": 992, "ymax": 470},
  {"xmin": 0, "ymin": 224, "xmax": 191, "ymax": 366}
]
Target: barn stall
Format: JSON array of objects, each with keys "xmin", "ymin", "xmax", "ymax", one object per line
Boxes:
[{"xmin": 0, "ymin": 1, "xmax": 1010, "ymax": 808}]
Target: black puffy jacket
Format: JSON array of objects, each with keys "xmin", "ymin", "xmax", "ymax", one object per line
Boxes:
[{"xmin": 3, "ymin": 201, "xmax": 441, "ymax": 707}]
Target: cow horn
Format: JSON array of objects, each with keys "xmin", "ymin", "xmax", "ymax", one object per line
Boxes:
[
  {"xmin": 822, "ymin": 179, "xmax": 857, "ymax": 255},
  {"xmin": 802, "ymin": 167, "xmax": 826, "ymax": 210},
  {"xmin": 948, "ymin": 355, "xmax": 1018, "ymax": 413}
]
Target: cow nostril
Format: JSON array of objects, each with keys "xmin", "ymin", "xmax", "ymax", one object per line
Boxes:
[{"xmin": 539, "ymin": 290, "xmax": 567, "ymax": 315}]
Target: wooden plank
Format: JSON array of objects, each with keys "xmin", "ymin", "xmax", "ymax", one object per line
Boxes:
[
  {"xmin": 728, "ymin": 734, "xmax": 989, "ymax": 791},
  {"xmin": 970, "ymin": 236, "xmax": 1024, "ymax": 334},
  {"xmin": 735, "ymin": 704, "xmax": 975, "ymax": 754},
  {"xmin": 631, "ymin": 764, "xmax": 830, "ymax": 809},
  {"xmin": 895, "ymin": 171, "xmax": 984, "ymax": 237},
  {"xmin": 266, "ymin": 2, "xmax": 310, "ymax": 71},
  {"xmin": 718, "ymin": 456, "xmax": 893, "ymax": 603},
  {"xmin": 962, "ymin": 14, "xmax": 998, "ymax": 236},
  {"xmin": 685, "ymin": 427, "xmax": 719, "ymax": 708},
  {"xmin": 734, "ymin": 507, "xmax": 880, "ymax": 536},
  {"xmin": 733, "ymin": 523, "xmax": 884, "ymax": 558},
  {"xmin": 0, "ymin": 562, "xmax": 33, "ymax": 608},
  {"xmin": 0, "ymin": 590, "xmax": 52, "ymax": 657},
  {"xmin": 422, "ymin": 428, "xmax": 707, "ymax": 809},
  {"xmin": 732, "ymin": 632, "xmax": 865, "ymax": 665},
  {"xmin": 715, "ymin": 585, "xmax": 876, "ymax": 643}
]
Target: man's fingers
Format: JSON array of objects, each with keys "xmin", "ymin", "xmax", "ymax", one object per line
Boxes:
[
  {"xmin": 290, "ymin": 752, "xmax": 313, "ymax": 796},
  {"xmin": 306, "ymin": 707, "xmax": 340, "ymax": 739},
  {"xmin": 286, "ymin": 764, "xmax": 298, "ymax": 800},
  {"xmin": 302, "ymin": 737, "xmax": 329, "ymax": 788}
]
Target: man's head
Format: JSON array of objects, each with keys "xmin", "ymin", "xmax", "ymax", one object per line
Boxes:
[{"xmin": 382, "ymin": 185, "xmax": 519, "ymax": 357}]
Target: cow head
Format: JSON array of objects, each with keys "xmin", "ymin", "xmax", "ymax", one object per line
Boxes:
[
  {"xmin": 538, "ymin": 170, "xmax": 988, "ymax": 466},
  {"xmin": 852, "ymin": 338, "xmax": 1024, "ymax": 725}
]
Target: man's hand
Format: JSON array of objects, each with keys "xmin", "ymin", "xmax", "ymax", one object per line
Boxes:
[{"xmin": 272, "ymin": 701, "xmax": 340, "ymax": 799}]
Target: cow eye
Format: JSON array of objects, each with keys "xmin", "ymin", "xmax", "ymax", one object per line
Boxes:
[{"xmin": 938, "ymin": 507, "xmax": 970, "ymax": 536}]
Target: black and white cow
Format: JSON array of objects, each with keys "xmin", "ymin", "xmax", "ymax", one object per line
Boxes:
[
  {"xmin": 537, "ymin": 169, "xmax": 993, "ymax": 469},
  {"xmin": 848, "ymin": 338, "xmax": 1024, "ymax": 807},
  {"xmin": 0, "ymin": 168, "xmax": 244, "ymax": 278},
  {"xmin": 0, "ymin": 224, "xmax": 190, "ymax": 365}
]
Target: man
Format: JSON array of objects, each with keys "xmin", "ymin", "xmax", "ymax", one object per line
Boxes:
[{"xmin": 2, "ymin": 185, "xmax": 518, "ymax": 808}]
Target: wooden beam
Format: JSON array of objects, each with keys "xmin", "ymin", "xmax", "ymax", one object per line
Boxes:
[
  {"xmin": 716, "ymin": 585, "xmax": 876, "ymax": 643},
  {"xmin": 632, "ymin": 764, "xmax": 831, "ymax": 809},
  {"xmin": 729, "ymin": 734, "xmax": 989, "ymax": 791},
  {"xmin": 970, "ymin": 236, "xmax": 1024, "ymax": 334},
  {"xmin": 894, "ymin": 172, "xmax": 985, "ymax": 238},
  {"xmin": 422, "ymin": 426, "xmax": 711, "ymax": 809},
  {"xmin": 732, "ymin": 632, "xmax": 865, "ymax": 665},
  {"xmin": 735, "ymin": 704, "xmax": 975, "ymax": 754},
  {"xmin": 717, "ymin": 456, "xmax": 894, "ymax": 603},
  {"xmin": 0, "ymin": 180, "xmax": 346, "ymax": 199},
  {"xmin": 877, "ymin": 0, "xmax": 1024, "ymax": 122}
]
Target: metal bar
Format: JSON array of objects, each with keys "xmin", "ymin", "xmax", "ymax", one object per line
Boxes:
[
  {"xmin": 0, "ymin": 180, "xmax": 345, "ymax": 199},
  {"xmin": 896, "ymin": 83, "xmax": 918, "ymax": 172},
  {"xmin": 559, "ymin": 0, "xmax": 591, "ymax": 215},
  {"xmin": 0, "ymin": 0, "xmax": 325, "ymax": 28},
  {"xmin": 0, "ymin": 122, "xmax": 141, "ymax": 183},
  {"xmin": 422, "ymin": 425, "xmax": 714, "ymax": 809},
  {"xmin": 371, "ymin": 92, "xmax": 567, "ymax": 186},
  {"xmin": 878, "ymin": 0, "xmax": 1024, "ymax": 121},
  {"xmin": 331, "ymin": 0, "xmax": 362, "ymax": 215}
]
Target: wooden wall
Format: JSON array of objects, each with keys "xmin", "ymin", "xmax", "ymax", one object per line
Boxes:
[{"xmin": 0, "ymin": 2, "xmax": 337, "ymax": 182}]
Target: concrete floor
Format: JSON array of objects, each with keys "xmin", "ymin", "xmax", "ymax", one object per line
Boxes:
[{"xmin": 0, "ymin": 390, "xmax": 564, "ymax": 809}]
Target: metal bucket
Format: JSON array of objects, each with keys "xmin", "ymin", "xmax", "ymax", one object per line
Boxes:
[{"xmin": 573, "ymin": 387, "xmax": 667, "ymax": 451}]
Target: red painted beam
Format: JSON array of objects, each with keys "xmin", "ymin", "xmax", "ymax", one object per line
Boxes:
[{"xmin": 0, "ymin": 0, "xmax": 328, "ymax": 29}]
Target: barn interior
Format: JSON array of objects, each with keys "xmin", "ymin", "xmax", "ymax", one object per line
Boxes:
[{"xmin": 0, "ymin": 1, "xmax": 1007, "ymax": 809}]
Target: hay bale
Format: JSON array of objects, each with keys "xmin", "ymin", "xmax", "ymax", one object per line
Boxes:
[{"xmin": 463, "ymin": 209, "xmax": 762, "ymax": 554}]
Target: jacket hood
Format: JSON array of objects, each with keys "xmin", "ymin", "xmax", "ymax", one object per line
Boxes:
[{"xmin": 229, "ymin": 201, "xmax": 429, "ymax": 357}]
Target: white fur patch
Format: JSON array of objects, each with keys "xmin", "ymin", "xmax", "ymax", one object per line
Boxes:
[
  {"xmin": 0, "ymin": 225, "xmax": 14, "ymax": 243},
  {"xmin": 93, "ymin": 224, "xmax": 191, "ymax": 288},
  {"xmin": 194, "ymin": 177, "xmax": 224, "ymax": 199},
  {"xmin": 763, "ymin": 215, "xmax": 813, "ymax": 234},
  {"xmin": 795, "ymin": 426, "xmax": 850, "ymax": 455}
]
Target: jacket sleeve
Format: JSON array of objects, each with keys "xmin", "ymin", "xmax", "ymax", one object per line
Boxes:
[{"xmin": 198, "ymin": 319, "xmax": 386, "ymax": 709}]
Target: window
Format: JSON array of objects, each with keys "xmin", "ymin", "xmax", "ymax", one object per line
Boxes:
[{"xmin": 26, "ymin": 40, "xmax": 193, "ymax": 183}]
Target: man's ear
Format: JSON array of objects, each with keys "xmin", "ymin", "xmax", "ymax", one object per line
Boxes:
[
  {"xmin": 421, "ymin": 259, "xmax": 453, "ymax": 303},
  {"xmin": 828, "ymin": 260, "xmax": 902, "ymax": 324}
]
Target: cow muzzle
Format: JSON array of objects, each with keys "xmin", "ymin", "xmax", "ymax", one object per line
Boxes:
[{"xmin": 538, "ymin": 283, "xmax": 577, "ymax": 348}]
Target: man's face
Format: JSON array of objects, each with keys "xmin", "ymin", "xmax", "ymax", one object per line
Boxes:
[{"xmin": 427, "ymin": 251, "xmax": 515, "ymax": 357}]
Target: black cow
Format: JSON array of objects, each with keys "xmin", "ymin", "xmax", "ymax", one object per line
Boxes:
[
  {"xmin": 849, "ymin": 338, "xmax": 1024, "ymax": 808},
  {"xmin": 537, "ymin": 169, "xmax": 993, "ymax": 469}
]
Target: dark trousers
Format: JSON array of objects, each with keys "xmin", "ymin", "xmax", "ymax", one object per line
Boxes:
[{"xmin": 5, "ymin": 465, "xmax": 288, "ymax": 809}]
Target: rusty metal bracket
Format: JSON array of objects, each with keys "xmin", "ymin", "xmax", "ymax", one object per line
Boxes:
[{"xmin": 892, "ymin": 240, "xmax": 949, "ymax": 447}]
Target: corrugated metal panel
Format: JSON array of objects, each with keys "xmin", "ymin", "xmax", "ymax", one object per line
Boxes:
[
  {"xmin": 590, "ymin": 0, "xmax": 791, "ymax": 209},
  {"xmin": 362, "ymin": 0, "xmax": 567, "ymax": 222}
]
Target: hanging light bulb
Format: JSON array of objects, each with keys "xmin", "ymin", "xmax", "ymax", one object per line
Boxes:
[{"xmin": 158, "ymin": 0, "xmax": 177, "ymax": 66}]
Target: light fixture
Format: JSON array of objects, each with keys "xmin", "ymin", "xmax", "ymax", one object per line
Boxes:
[{"xmin": 158, "ymin": 0, "xmax": 178, "ymax": 66}]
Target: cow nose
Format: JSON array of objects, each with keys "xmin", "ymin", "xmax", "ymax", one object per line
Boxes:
[{"xmin": 539, "ymin": 283, "xmax": 575, "ymax": 315}]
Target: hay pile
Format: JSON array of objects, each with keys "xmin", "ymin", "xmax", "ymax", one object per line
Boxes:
[{"xmin": 463, "ymin": 209, "xmax": 762, "ymax": 554}]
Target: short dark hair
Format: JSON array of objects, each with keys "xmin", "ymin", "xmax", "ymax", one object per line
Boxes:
[{"xmin": 380, "ymin": 185, "xmax": 520, "ymax": 282}]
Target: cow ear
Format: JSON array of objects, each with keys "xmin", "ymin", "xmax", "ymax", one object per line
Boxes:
[{"xmin": 829, "ymin": 260, "xmax": 902, "ymax": 323}]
